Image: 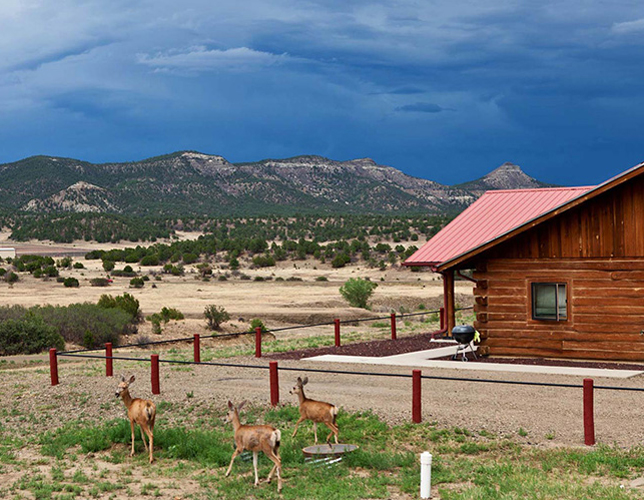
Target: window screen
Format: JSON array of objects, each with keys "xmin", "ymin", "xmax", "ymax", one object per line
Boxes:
[{"xmin": 532, "ymin": 283, "xmax": 567, "ymax": 321}]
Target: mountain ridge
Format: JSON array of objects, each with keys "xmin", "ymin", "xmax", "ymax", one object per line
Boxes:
[{"xmin": 0, "ymin": 152, "xmax": 554, "ymax": 216}]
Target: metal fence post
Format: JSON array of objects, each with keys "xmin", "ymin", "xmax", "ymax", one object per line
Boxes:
[
  {"xmin": 151, "ymin": 354, "xmax": 160, "ymax": 395},
  {"xmin": 584, "ymin": 378, "xmax": 595, "ymax": 446},
  {"xmin": 412, "ymin": 369, "xmax": 422, "ymax": 423},
  {"xmin": 194, "ymin": 334, "xmax": 201, "ymax": 363},
  {"xmin": 105, "ymin": 342, "xmax": 113, "ymax": 377},
  {"xmin": 49, "ymin": 348, "xmax": 59, "ymax": 386},
  {"xmin": 269, "ymin": 361, "xmax": 279, "ymax": 406},
  {"xmin": 334, "ymin": 319, "xmax": 341, "ymax": 347},
  {"xmin": 255, "ymin": 327, "xmax": 262, "ymax": 358},
  {"xmin": 391, "ymin": 312, "xmax": 397, "ymax": 340}
]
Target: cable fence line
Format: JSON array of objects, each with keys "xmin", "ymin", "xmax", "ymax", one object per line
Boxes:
[
  {"xmin": 57, "ymin": 305, "xmax": 470, "ymax": 356},
  {"xmin": 54, "ymin": 350, "xmax": 644, "ymax": 393}
]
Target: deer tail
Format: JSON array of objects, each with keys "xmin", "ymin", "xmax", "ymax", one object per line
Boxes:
[
  {"xmin": 144, "ymin": 402, "xmax": 155, "ymax": 421},
  {"xmin": 331, "ymin": 405, "xmax": 338, "ymax": 425},
  {"xmin": 273, "ymin": 429, "xmax": 281, "ymax": 451}
]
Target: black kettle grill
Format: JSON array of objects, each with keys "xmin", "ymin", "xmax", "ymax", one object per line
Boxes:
[{"xmin": 451, "ymin": 325, "xmax": 478, "ymax": 361}]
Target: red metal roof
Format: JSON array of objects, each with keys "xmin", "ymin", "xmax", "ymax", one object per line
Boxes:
[{"xmin": 405, "ymin": 186, "xmax": 593, "ymax": 268}]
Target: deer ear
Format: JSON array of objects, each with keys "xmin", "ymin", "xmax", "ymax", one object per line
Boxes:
[
  {"xmin": 238, "ymin": 400, "xmax": 247, "ymax": 411},
  {"xmin": 129, "ymin": 375, "xmax": 136, "ymax": 384},
  {"xmin": 227, "ymin": 401, "xmax": 234, "ymax": 409},
  {"xmin": 302, "ymin": 376, "xmax": 309, "ymax": 385},
  {"xmin": 120, "ymin": 375, "xmax": 126, "ymax": 382},
  {"xmin": 296, "ymin": 376, "xmax": 302, "ymax": 384}
]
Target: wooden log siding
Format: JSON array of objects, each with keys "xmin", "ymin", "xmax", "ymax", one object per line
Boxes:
[{"xmin": 472, "ymin": 258, "xmax": 644, "ymax": 361}]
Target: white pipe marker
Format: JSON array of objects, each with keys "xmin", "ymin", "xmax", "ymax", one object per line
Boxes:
[{"xmin": 420, "ymin": 451, "xmax": 432, "ymax": 499}]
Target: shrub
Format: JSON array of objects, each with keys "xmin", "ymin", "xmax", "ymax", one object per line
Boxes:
[
  {"xmin": 182, "ymin": 253, "xmax": 198, "ymax": 264},
  {"xmin": 63, "ymin": 277, "xmax": 80, "ymax": 288},
  {"xmin": 160, "ymin": 307, "xmax": 184, "ymax": 322},
  {"xmin": 57, "ymin": 257, "xmax": 72, "ymax": 269},
  {"xmin": 204, "ymin": 305, "xmax": 230, "ymax": 330},
  {"xmin": 73, "ymin": 262, "xmax": 85, "ymax": 269},
  {"xmin": 331, "ymin": 253, "xmax": 350, "ymax": 268},
  {"xmin": 102, "ymin": 260, "xmax": 115, "ymax": 272},
  {"xmin": 29, "ymin": 304, "xmax": 131, "ymax": 348},
  {"xmin": 0, "ymin": 317, "xmax": 64, "ymax": 355},
  {"xmin": 43, "ymin": 265, "xmax": 59, "ymax": 277},
  {"xmin": 0, "ymin": 268, "xmax": 6, "ymax": 277},
  {"xmin": 339, "ymin": 278, "xmax": 378, "ymax": 309},
  {"xmin": 97, "ymin": 293, "xmax": 141, "ymax": 323},
  {"xmin": 252, "ymin": 255, "xmax": 275, "ymax": 268},
  {"xmin": 249, "ymin": 318, "xmax": 267, "ymax": 333},
  {"xmin": 5, "ymin": 271, "xmax": 19, "ymax": 284},
  {"xmin": 315, "ymin": 276, "xmax": 329, "ymax": 282},
  {"xmin": 129, "ymin": 277, "xmax": 145, "ymax": 288},
  {"xmin": 90, "ymin": 278, "xmax": 110, "ymax": 287},
  {"xmin": 139, "ymin": 254, "xmax": 159, "ymax": 266}
]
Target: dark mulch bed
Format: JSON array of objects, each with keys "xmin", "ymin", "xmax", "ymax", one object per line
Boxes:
[
  {"xmin": 267, "ymin": 332, "xmax": 644, "ymax": 371},
  {"xmin": 266, "ymin": 332, "xmax": 445, "ymax": 361}
]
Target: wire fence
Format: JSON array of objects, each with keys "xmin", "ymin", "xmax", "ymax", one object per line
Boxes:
[
  {"xmin": 58, "ymin": 305, "xmax": 471, "ymax": 356},
  {"xmin": 55, "ymin": 350, "xmax": 644, "ymax": 393}
]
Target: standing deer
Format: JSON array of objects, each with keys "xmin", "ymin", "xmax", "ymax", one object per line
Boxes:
[
  {"xmin": 290, "ymin": 376, "xmax": 339, "ymax": 446},
  {"xmin": 225, "ymin": 400, "xmax": 283, "ymax": 493},
  {"xmin": 115, "ymin": 375, "xmax": 156, "ymax": 463}
]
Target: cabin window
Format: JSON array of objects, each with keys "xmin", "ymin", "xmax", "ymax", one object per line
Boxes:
[{"xmin": 532, "ymin": 283, "xmax": 567, "ymax": 321}]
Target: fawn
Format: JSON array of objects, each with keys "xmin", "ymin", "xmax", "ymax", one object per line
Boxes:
[
  {"xmin": 290, "ymin": 376, "xmax": 339, "ymax": 445},
  {"xmin": 225, "ymin": 400, "xmax": 283, "ymax": 492},
  {"xmin": 115, "ymin": 375, "xmax": 156, "ymax": 463}
]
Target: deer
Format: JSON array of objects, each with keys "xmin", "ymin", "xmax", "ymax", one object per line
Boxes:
[
  {"xmin": 290, "ymin": 376, "xmax": 339, "ymax": 446},
  {"xmin": 225, "ymin": 400, "xmax": 283, "ymax": 493},
  {"xmin": 115, "ymin": 375, "xmax": 156, "ymax": 463}
]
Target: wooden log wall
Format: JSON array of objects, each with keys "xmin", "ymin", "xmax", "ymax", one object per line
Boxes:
[{"xmin": 473, "ymin": 258, "xmax": 644, "ymax": 361}]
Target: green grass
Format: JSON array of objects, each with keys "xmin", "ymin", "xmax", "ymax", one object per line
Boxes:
[{"xmin": 22, "ymin": 405, "xmax": 644, "ymax": 499}]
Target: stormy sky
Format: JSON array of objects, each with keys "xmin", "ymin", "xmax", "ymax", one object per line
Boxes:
[{"xmin": 1, "ymin": 0, "xmax": 643, "ymax": 185}]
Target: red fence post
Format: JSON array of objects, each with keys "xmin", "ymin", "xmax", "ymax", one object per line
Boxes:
[
  {"xmin": 391, "ymin": 312, "xmax": 397, "ymax": 340},
  {"xmin": 412, "ymin": 369, "xmax": 422, "ymax": 423},
  {"xmin": 194, "ymin": 334, "xmax": 201, "ymax": 363},
  {"xmin": 334, "ymin": 319, "xmax": 341, "ymax": 347},
  {"xmin": 439, "ymin": 307, "xmax": 445, "ymax": 330},
  {"xmin": 151, "ymin": 354, "xmax": 160, "ymax": 395},
  {"xmin": 49, "ymin": 348, "xmax": 59, "ymax": 386},
  {"xmin": 269, "ymin": 361, "xmax": 279, "ymax": 406},
  {"xmin": 583, "ymin": 378, "xmax": 595, "ymax": 446},
  {"xmin": 105, "ymin": 342, "xmax": 113, "ymax": 377},
  {"xmin": 255, "ymin": 327, "xmax": 262, "ymax": 358}
]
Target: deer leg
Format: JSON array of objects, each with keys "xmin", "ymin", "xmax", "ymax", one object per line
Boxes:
[
  {"xmin": 139, "ymin": 426, "xmax": 149, "ymax": 451},
  {"xmin": 253, "ymin": 451, "xmax": 259, "ymax": 486},
  {"xmin": 313, "ymin": 422, "xmax": 318, "ymax": 444},
  {"xmin": 265, "ymin": 450, "xmax": 282, "ymax": 492},
  {"xmin": 225, "ymin": 449, "xmax": 241, "ymax": 477},
  {"xmin": 142, "ymin": 423, "xmax": 154, "ymax": 463},
  {"xmin": 292, "ymin": 417, "xmax": 306, "ymax": 438},
  {"xmin": 130, "ymin": 420, "xmax": 136, "ymax": 457},
  {"xmin": 324, "ymin": 422, "xmax": 339, "ymax": 444}
]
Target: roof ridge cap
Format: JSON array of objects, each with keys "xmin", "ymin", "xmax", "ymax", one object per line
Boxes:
[{"xmin": 486, "ymin": 186, "xmax": 594, "ymax": 194}]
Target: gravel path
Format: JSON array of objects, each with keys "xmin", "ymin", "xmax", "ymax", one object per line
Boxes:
[{"xmin": 4, "ymin": 352, "xmax": 644, "ymax": 448}]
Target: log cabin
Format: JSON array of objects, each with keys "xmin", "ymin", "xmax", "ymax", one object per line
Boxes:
[{"xmin": 404, "ymin": 161, "xmax": 644, "ymax": 361}]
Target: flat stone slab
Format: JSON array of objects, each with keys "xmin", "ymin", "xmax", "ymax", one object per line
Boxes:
[{"xmin": 302, "ymin": 348, "xmax": 644, "ymax": 379}]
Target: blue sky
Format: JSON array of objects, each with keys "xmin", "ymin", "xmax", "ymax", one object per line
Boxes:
[{"xmin": 1, "ymin": 1, "xmax": 643, "ymax": 186}]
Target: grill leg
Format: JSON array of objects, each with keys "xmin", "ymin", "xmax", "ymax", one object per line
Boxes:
[{"xmin": 469, "ymin": 341, "xmax": 478, "ymax": 360}]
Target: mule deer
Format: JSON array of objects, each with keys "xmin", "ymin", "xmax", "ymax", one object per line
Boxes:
[
  {"xmin": 290, "ymin": 376, "xmax": 339, "ymax": 445},
  {"xmin": 115, "ymin": 375, "xmax": 156, "ymax": 463},
  {"xmin": 225, "ymin": 401, "xmax": 283, "ymax": 492}
]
